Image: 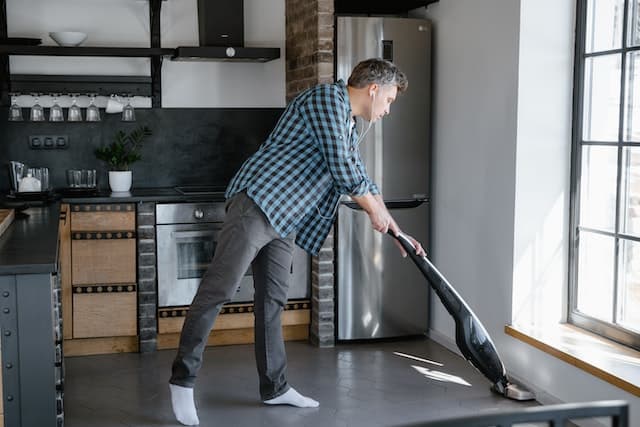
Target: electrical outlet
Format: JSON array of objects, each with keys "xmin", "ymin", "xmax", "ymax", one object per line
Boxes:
[{"xmin": 29, "ymin": 135, "xmax": 68, "ymax": 149}]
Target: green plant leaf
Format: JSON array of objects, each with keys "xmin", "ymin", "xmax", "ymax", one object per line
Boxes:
[{"xmin": 94, "ymin": 125, "xmax": 153, "ymax": 171}]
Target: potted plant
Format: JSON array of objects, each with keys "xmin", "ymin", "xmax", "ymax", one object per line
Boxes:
[{"xmin": 95, "ymin": 126, "xmax": 152, "ymax": 192}]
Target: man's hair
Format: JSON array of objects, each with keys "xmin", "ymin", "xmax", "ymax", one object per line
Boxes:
[{"xmin": 347, "ymin": 58, "xmax": 408, "ymax": 93}]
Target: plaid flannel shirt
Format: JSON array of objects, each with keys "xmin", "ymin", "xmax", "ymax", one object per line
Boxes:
[{"xmin": 226, "ymin": 80, "xmax": 379, "ymax": 255}]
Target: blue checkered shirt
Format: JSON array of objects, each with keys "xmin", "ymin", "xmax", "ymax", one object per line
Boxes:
[{"xmin": 226, "ymin": 80, "xmax": 379, "ymax": 255}]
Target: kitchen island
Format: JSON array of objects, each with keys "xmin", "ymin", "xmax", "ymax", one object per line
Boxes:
[
  {"xmin": 0, "ymin": 203, "xmax": 62, "ymax": 427},
  {"xmin": 0, "ymin": 204, "xmax": 59, "ymax": 275}
]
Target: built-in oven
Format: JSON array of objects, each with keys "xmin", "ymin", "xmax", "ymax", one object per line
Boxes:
[
  {"xmin": 156, "ymin": 202, "xmax": 254, "ymax": 307},
  {"xmin": 156, "ymin": 201, "xmax": 310, "ymax": 308}
]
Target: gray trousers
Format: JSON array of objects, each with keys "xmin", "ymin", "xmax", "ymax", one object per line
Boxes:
[{"xmin": 170, "ymin": 191, "xmax": 295, "ymax": 400}]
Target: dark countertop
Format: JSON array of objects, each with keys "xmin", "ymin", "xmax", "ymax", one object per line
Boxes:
[
  {"xmin": 0, "ymin": 203, "xmax": 59, "ymax": 275},
  {"xmin": 58, "ymin": 187, "xmax": 227, "ymax": 203},
  {"xmin": 0, "ymin": 188, "xmax": 228, "ymax": 275}
]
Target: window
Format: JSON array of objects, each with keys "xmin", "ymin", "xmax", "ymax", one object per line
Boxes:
[{"xmin": 570, "ymin": 0, "xmax": 640, "ymax": 349}]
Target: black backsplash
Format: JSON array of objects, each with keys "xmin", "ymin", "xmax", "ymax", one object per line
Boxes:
[{"xmin": 0, "ymin": 107, "xmax": 284, "ymax": 192}]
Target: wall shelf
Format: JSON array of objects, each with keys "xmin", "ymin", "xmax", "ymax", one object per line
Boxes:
[
  {"xmin": 0, "ymin": 45, "xmax": 175, "ymax": 57},
  {"xmin": 0, "ymin": 0, "xmax": 166, "ymax": 107},
  {"xmin": 0, "ymin": 0, "xmax": 281, "ymax": 107}
]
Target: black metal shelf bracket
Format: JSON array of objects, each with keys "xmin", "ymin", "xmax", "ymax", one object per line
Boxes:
[
  {"xmin": 0, "ymin": 0, "xmax": 9, "ymax": 106},
  {"xmin": 150, "ymin": 0, "xmax": 162, "ymax": 108}
]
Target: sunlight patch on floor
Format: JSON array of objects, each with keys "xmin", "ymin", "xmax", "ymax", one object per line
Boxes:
[{"xmin": 411, "ymin": 365, "xmax": 472, "ymax": 386}]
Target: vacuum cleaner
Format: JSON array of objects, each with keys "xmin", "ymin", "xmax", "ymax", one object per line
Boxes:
[{"xmin": 388, "ymin": 230, "xmax": 535, "ymax": 401}]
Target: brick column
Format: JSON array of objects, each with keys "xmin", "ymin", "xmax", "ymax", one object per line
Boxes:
[
  {"xmin": 137, "ymin": 202, "xmax": 157, "ymax": 353},
  {"xmin": 286, "ymin": 0, "xmax": 335, "ymax": 347}
]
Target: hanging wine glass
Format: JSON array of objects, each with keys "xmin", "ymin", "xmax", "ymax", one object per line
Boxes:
[
  {"xmin": 68, "ymin": 93, "xmax": 82, "ymax": 122},
  {"xmin": 86, "ymin": 93, "xmax": 100, "ymax": 122},
  {"xmin": 49, "ymin": 93, "xmax": 64, "ymax": 122},
  {"xmin": 8, "ymin": 92, "xmax": 23, "ymax": 121},
  {"xmin": 30, "ymin": 93, "xmax": 44, "ymax": 122},
  {"xmin": 122, "ymin": 94, "xmax": 135, "ymax": 122}
]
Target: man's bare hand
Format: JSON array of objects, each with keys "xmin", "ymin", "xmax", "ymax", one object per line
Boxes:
[
  {"xmin": 368, "ymin": 208, "xmax": 393, "ymax": 233},
  {"xmin": 388, "ymin": 226, "xmax": 426, "ymax": 258},
  {"xmin": 350, "ymin": 193, "xmax": 427, "ymax": 257}
]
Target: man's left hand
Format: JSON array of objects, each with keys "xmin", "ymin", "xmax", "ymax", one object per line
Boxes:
[{"xmin": 388, "ymin": 224, "xmax": 426, "ymax": 258}]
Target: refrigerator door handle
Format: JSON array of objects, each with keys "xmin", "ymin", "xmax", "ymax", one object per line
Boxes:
[{"xmin": 341, "ymin": 198, "xmax": 429, "ymax": 211}]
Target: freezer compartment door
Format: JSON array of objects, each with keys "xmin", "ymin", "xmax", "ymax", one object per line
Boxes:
[
  {"xmin": 336, "ymin": 16, "xmax": 432, "ymax": 201},
  {"xmin": 337, "ymin": 201, "xmax": 429, "ymax": 340}
]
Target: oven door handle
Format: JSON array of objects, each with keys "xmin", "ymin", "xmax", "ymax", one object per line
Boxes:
[{"xmin": 171, "ymin": 230, "xmax": 220, "ymax": 239}]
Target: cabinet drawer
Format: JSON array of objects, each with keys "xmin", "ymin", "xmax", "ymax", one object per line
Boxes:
[
  {"xmin": 72, "ymin": 239, "xmax": 136, "ymax": 285},
  {"xmin": 73, "ymin": 292, "xmax": 137, "ymax": 338},
  {"xmin": 70, "ymin": 204, "xmax": 135, "ymax": 231}
]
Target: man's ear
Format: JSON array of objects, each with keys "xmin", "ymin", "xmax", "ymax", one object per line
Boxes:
[{"xmin": 368, "ymin": 83, "xmax": 379, "ymax": 98}]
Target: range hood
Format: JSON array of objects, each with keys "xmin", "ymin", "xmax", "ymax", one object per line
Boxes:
[{"xmin": 172, "ymin": 0, "xmax": 280, "ymax": 62}]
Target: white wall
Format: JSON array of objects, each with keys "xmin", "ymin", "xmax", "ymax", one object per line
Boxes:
[
  {"xmin": 7, "ymin": 0, "xmax": 286, "ymax": 107},
  {"xmin": 420, "ymin": 0, "xmax": 640, "ymax": 424},
  {"xmin": 419, "ymin": 0, "xmax": 521, "ymax": 346}
]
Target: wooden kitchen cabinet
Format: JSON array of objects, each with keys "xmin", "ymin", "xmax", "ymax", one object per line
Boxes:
[
  {"xmin": 73, "ymin": 292, "xmax": 137, "ymax": 338},
  {"xmin": 71, "ymin": 239, "xmax": 135, "ymax": 285},
  {"xmin": 63, "ymin": 204, "xmax": 138, "ymax": 347}
]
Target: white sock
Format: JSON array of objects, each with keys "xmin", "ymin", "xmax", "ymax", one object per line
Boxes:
[
  {"xmin": 263, "ymin": 387, "xmax": 319, "ymax": 408},
  {"xmin": 169, "ymin": 383, "xmax": 200, "ymax": 425}
]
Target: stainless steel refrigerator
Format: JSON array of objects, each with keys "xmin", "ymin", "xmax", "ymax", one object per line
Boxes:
[{"xmin": 336, "ymin": 16, "xmax": 431, "ymax": 340}]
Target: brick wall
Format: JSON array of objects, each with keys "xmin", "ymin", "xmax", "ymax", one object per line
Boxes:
[
  {"xmin": 285, "ymin": 0, "xmax": 336, "ymax": 347},
  {"xmin": 137, "ymin": 202, "xmax": 157, "ymax": 353}
]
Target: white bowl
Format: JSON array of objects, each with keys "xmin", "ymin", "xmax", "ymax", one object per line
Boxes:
[{"xmin": 49, "ymin": 31, "xmax": 87, "ymax": 47}]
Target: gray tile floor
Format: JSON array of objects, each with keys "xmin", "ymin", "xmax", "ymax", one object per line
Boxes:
[{"xmin": 63, "ymin": 337, "xmax": 538, "ymax": 426}]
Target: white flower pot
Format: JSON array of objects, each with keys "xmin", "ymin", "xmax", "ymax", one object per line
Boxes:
[{"xmin": 108, "ymin": 171, "xmax": 132, "ymax": 192}]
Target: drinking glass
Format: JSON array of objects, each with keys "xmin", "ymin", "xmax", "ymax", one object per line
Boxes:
[
  {"xmin": 8, "ymin": 92, "xmax": 23, "ymax": 121},
  {"xmin": 68, "ymin": 93, "xmax": 82, "ymax": 122},
  {"xmin": 66, "ymin": 169, "xmax": 78, "ymax": 188},
  {"xmin": 86, "ymin": 93, "xmax": 101, "ymax": 122},
  {"xmin": 49, "ymin": 93, "xmax": 64, "ymax": 122},
  {"xmin": 122, "ymin": 94, "xmax": 135, "ymax": 122},
  {"xmin": 30, "ymin": 93, "xmax": 44, "ymax": 122}
]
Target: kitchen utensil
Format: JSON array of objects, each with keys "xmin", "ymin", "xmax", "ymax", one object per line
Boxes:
[
  {"xmin": 49, "ymin": 93, "xmax": 64, "ymax": 121},
  {"xmin": 8, "ymin": 161, "xmax": 26, "ymax": 192},
  {"xmin": 66, "ymin": 169, "xmax": 96, "ymax": 188},
  {"xmin": 49, "ymin": 31, "xmax": 87, "ymax": 47},
  {"xmin": 106, "ymin": 94, "xmax": 124, "ymax": 113},
  {"xmin": 8, "ymin": 93, "xmax": 23, "ymax": 121},
  {"xmin": 122, "ymin": 95, "xmax": 135, "ymax": 121},
  {"xmin": 27, "ymin": 167, "xmax": 50, "ymax": 191},
  {"xmin": 18, "ymin": 173, "xmax": 41, "ymax": 192},
  {"xmin": 30, "ymin": 93, "xmax": 44, "ymax": 122},
  {"xmin": 86, "ymin": 93, "xmax": 100, "ymax": 122},
  {"xmin": 68, "ymin": 93, "xmax": 82, "ymax": 121}
]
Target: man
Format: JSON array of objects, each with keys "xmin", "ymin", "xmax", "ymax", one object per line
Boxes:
[{"xmin": 169, "ymin": 58, "xmax": 426, "ymax": 426}]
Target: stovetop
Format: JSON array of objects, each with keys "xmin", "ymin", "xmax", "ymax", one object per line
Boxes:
[{"xmin": 174, "ymin": 185, "xmax": 227, "ymax": 197}]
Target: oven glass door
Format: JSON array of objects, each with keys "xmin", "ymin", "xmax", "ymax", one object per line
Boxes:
[
  {"xmin": 157, "ymin": 223, "xmax": 254, "ymax": 307},
  {"xmin": 175, "ymin": 229, "xmax": 217, "ymax": 280}
]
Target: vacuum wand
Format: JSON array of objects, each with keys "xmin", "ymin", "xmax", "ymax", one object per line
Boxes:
[{"xmin": 387, "ymin": 230, "xmax": 535, "ymax": 401}]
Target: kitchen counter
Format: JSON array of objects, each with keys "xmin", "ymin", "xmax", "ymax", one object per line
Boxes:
[
  {"xmin": 0, "ymin": 187, "xmax": 228, "ymax": 274},
  {"xmin": 0, "ymin": 203, "xmax": 59, "ymax": 275},
  {"xmin": 59, "ymin": 187, "xmax": 227, "ymax": 203}
]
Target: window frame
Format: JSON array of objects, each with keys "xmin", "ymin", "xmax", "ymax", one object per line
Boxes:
[{"xmin": 569, "ymin": 0, "xmax": 640, "ymax": 350}]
